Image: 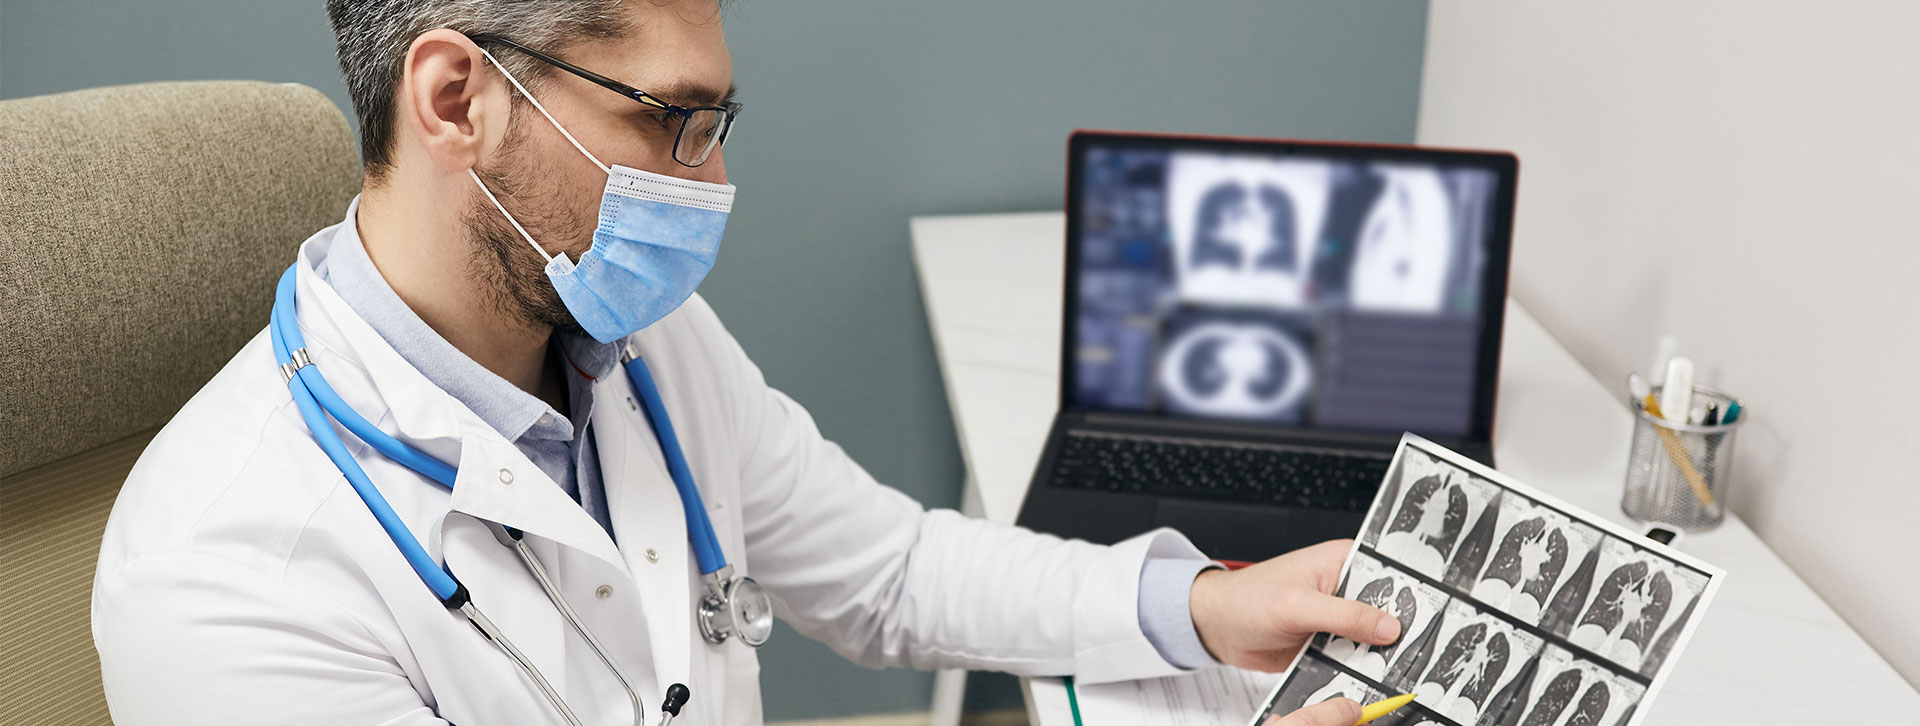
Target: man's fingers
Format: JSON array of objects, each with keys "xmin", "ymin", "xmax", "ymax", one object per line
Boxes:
[
  {"xmin": 1292, "ymin": 539, "xmax": 1357, "ymax": 593},
  {"xmin": 1264, "ymin": 697, "xmax": 1363, "ymax": 726},
  {"xmin": 1288, "ymin": 589, "xmax": 1401, "ymax": 646}
]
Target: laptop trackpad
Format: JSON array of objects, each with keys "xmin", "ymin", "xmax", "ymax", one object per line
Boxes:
[{"xmin": 1154, "ymin": 501, "xmax": 1361, "ymax": 562}]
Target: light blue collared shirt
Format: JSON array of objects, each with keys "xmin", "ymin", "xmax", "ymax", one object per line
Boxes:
[{"xmin": 318, "ymin": 201, "xmax": 1217, "ymax": 669}]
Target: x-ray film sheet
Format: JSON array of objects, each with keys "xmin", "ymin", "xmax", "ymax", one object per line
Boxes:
[{"xmin": 1251, "ymin": 435, "xmax": 1722, "ymax": 726}]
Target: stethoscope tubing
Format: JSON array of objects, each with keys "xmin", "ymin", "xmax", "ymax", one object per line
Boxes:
[
  {"xmin": 270, "ymin": 262, "xmax": 750, "ymax": 724},
  {"xmin": 458, "ymin": 600, "xmax": 589, "ymax": 726},
  {"xmin": 272, "ymin": 266, "xmax": 458, "ymax": 487},
  {"xmin": 498, "ymin": 524, "xmax": 646, "ymax": 726},
  {"xmin": 270, "ymin": 266, "xmax": 462, "ymax": 601},
  {"xmin": 272, "ymin": 264, "xmax": 648, "ymax": 724},
  {"xmin": 619, "ymin": 353, "xmax": 727, "ymax": 577}
]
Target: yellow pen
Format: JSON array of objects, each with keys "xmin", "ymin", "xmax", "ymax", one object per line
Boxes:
[{"xmin": 1355, "ymin": 693, "xmax": 1416, "ymax": 725}]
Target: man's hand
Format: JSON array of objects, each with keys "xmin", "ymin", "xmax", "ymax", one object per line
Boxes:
[
  {"xmin": 1188, "ymin": 539, "xmax": 1400, "ymax": 672},
  {"xmin": 1261, "ymin": 697, "xmax": 1362, "ymax": 726}
]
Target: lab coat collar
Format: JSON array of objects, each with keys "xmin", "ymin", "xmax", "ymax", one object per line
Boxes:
[
  {"xmin": 294, "ymin": 234, "xmax": 465, "ymax": 451},
  {"xmin": 293, "ymin": 227, "xmax": 629, "ymax": 573},
  {"xmin": 441, "ymin": 432, "xmax": 630, "ymax": 574}
]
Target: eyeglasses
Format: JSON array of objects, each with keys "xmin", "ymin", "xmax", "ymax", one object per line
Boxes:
[{"xmin": 468, "ymin": 34, "xmax": 740, "ymax": 168}]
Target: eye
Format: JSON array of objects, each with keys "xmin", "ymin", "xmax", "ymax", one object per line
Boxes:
[{"xmin": 629, "ymin": 107, "xmax": 675, "ymax": 133}]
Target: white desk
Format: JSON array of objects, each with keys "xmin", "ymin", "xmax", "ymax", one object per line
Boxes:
[{"xmin": 909, "ymin": 211, "xmax": 1917, "ymax": 725}]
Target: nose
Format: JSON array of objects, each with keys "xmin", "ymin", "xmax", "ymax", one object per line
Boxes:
[{"xmin": 693, "ymin": 148, "xmax": 728, "ymax": 185}]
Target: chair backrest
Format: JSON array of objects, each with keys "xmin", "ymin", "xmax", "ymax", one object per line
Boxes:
[{"xmin": 0, "ymin": 80, "xmax": 362, "ymax": 726}]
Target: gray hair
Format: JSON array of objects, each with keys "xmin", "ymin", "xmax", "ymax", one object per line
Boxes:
[{"xmin": 325, "ymin": 0, "xmax": 631, "ymax": 181}]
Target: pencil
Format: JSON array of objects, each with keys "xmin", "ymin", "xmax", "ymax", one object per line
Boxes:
[{"xmin": 1642, "ymin": 394, "xmax": 1716, "ymax": 509}]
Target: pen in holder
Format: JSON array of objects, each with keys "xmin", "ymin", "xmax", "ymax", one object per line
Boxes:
[{"xmin": 1622, "ymin": 380, "xmax": 1744, "ymax": 532}]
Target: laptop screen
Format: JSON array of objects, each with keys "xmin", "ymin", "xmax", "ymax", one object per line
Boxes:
[{"xmin": 1067, "ymin": 134, "xmax": 1513, "ymax": 439}]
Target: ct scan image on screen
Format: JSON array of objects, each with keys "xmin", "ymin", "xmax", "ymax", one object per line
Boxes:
[{"xmin": 1071, "ymin": 143, "xmax": 1501, "ymax": 437}]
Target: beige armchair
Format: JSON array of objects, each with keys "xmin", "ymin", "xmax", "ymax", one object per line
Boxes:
[{"xmin": 0, "ymin": 81, "xmax": 362, "ymax": 725}]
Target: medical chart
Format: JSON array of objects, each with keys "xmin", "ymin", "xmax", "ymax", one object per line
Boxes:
[{"xmin": 1249, "ymin": 435, "xmax": 1722, "ymax": 726}]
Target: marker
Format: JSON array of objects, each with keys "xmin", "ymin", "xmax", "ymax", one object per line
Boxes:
[
  {"xmin": 1659, "ymin": 356, "xmax": 1695, "ymax": 425},
  {"xmin": 1356, "ymin": 694, "xmax": 1417, "ymax": 725},
  {"xmin": 1723, "ymin": 399, "xmax": 1743, "ymax": 425},
  {"xmin": 1703, "ymin": 401, "xmax": 1725, "ymax": 464}
]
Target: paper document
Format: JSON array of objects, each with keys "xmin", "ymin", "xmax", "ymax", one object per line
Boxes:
[
  {"xmin": 1249, "ymin": 435, "xmax": 1723, "ymax": 726},
  {"xmin": 1074, "ymin": 667, "xmax": 1282, "ymax": 726}
]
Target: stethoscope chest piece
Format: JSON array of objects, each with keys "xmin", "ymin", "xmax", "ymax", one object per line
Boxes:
[{"xmin": 698, "ymin": 568, "xmax": 773, "ymax": 647}]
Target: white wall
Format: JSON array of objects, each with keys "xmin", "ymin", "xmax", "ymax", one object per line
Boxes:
[{"xmin": 1418, "ymin": 1, "xmax": 1919, "ymax": 685}]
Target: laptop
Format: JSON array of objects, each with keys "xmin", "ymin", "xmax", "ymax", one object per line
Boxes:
[{"xmin": 1014, "ymin": 130, "xmax": 1519, "ymax": 564}]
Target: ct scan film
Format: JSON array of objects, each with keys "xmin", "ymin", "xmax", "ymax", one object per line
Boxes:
[{"xmin": 1250, "ymin": 436, "xmax": 1723, "ymax": 726}]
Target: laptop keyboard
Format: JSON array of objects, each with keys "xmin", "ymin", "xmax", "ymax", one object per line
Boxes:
[{"xmin": 1045, "ymin": 432, "xmax": 1391, "ymax": 512}]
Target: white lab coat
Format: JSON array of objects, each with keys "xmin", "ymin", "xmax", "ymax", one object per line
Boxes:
[{"xmin": 92, "ymin": 225, "xmax": 1208, "ymax": 725}]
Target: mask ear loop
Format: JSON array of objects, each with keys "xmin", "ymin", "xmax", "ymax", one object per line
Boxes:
[
  {"xmin": 467, "ymin": 44, "xmax": 613, "ymax": 264},
  {"xmin": 468, "ymin": 169, "xmax": 553, "ymax": 263},
  {"xmin": 475, "ymin": 45, "xmax": 611, "ymax": 175}
]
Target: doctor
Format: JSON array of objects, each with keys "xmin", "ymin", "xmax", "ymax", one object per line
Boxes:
[{"xmin": 91, "ymin": 1, "xmax": 1401, "ymax": 724}]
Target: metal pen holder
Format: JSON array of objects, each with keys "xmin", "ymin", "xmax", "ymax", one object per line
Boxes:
[{"xmin": 1622, "ymin": 382, "xmax": 1744, "ymax": 532}]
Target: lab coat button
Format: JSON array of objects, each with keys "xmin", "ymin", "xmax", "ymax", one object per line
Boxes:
[
  {"xmin": 595, "ymin": 585, "xmax": 613, "ymax": 600},
  {"xmin": 498, "ymin": 468, "xmax": 514, "ymax": 484},
  {"xmin": 645, "ymin": 548, "xmax": 659, "ymax": 563}
]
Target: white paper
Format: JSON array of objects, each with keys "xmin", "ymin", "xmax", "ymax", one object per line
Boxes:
[
  {"xmin": 1250, "ymin": 435, "xmax": 1724, "ymax": 726},
  {"xmin": 1074, "ymin": 667, "xmax": 1283, "ymax": 726}
]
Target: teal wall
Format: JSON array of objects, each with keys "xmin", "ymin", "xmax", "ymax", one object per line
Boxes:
[{"xmin": 1, "ymin": 0, "xmax": 1429, "ymax": 719}]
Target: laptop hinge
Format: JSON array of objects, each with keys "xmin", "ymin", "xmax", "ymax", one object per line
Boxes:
[{"xmin": 1067, "ymin": 409, "xmax": 1484, "ymax": 459}]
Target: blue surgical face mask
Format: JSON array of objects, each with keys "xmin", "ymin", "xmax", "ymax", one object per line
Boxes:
[{"xmin": 469, "ymin": 47, "xmax": 735, "ymax": 344}]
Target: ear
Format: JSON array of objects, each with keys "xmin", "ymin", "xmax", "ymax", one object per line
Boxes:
[{"xmin": 397, "ymin": 29, "xmax": 507, "ymax": 174}]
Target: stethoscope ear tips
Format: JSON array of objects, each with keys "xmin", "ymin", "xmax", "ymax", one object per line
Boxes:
[{"xmin": 661, "ymin": 683, "xmax": 690, "ymax": 716}]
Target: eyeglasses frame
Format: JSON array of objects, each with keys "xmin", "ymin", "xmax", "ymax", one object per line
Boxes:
[{"xmin": 467, "ymin": 33, "xmax": 740, "ymax": 168}]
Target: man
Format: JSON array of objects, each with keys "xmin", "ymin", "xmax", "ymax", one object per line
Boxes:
[{"xmin": 92, "ymin": 2, "xmax": 1400, "ymax": 724}]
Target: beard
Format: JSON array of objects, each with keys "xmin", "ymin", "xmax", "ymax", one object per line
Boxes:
[{"xmin": 462, "ymin": 126, "xmax": 597, "ymax": 340}]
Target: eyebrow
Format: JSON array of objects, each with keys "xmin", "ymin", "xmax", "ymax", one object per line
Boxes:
[{"xmin": 647, "ymin": 81, "xmax": 737, "ymax": 109}]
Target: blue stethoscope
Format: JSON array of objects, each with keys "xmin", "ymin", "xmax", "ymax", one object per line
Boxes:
[{"xmin": 268, "ymin": 264, "xmax": 771, "ymax": 726}]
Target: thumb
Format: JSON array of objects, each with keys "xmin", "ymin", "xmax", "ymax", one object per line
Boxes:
[
  {"xmin": 1287, "ymin": 590, "xmax": 1401, "ymax": 646},
  {"xmin": 1265, "ymin": 697, "xmax": 1363, "ymax": 726}
]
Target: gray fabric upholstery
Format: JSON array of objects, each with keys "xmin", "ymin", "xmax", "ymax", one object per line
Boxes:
[
  {"xmin": 0, "ymin": 80, "xmax": 361, "ymax": 475},
  {"xmin": 0, "ymin": 81, "xmax": 362, "ymax": 726}
]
